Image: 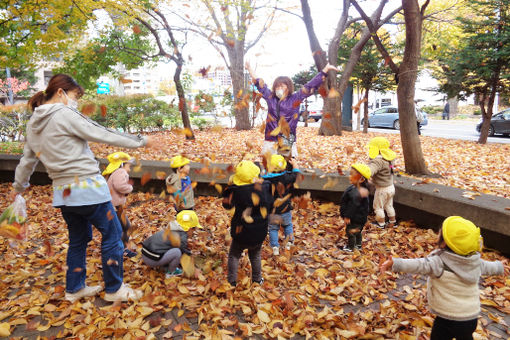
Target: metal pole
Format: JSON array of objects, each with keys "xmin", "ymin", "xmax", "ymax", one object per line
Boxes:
[{"xmin": 5, "ymin": 67, "xmax": 14, "ymax": 105}]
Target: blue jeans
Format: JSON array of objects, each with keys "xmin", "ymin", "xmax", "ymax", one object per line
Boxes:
[
  {"xmin": 60, "ymin": 201, "xmax": 124, "ymax": 294},
  {"xmin": 268, "ymin": 211, "xmax": 294, "ymax": 247}
]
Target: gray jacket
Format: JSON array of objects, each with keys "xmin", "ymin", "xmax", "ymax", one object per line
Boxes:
[
  {"xmin": 13, "ymin": 103, "xmax": 147, "ymax": 192},
  {"xmin": 368, "ymin": 156, "xmax": 393, "ymax": 188},
  {"xmin": 393, "ymin": 249, "xmax": 503, "ymax": 321},
  {"xmin": 141, "ymin": 221, "xmax": 191, "ymax": 260}
]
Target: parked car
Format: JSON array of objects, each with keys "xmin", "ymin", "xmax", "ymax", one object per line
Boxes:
[
  {"xmin": 476, "ymin": 108, "xmax": 510, "ymax": 137},
  {"xmin": 299, "ymin": 102, "xmax": 323, "ymax": 122},
  {"xmin": 361, "ymin": 106, "xmax": 428, "ymax": 130}
]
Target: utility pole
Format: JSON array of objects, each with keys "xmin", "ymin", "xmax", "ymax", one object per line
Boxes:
[{"xmin": 5, "ymin": 67, "xmax": 14, "ymax": 105}]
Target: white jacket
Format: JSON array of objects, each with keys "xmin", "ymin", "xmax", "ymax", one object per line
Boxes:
[{"xmin": 392, "ymin": 249, "xmax": 503, "ymax": 321}]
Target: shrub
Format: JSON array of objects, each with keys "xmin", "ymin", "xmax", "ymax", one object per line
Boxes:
[
  {"xmin": 421, "ymin": 105, "xmax": 443, "ymax": 115},
  {"xmin": 89, "ymin": 94, "xmax": 181, "ymax": 133},
  {"xmin": 0, "ymin": 104, "xmax": 31, "ymax": 142}
]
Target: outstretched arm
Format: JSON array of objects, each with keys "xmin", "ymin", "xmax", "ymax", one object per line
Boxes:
[{"xmin": 245, "ymin": 61, "xmax": 257, "ymax": 81}]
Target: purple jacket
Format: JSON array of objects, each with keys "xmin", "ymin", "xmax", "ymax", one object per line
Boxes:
[{"xmin": 256, "ymin": 72, "xmax": 326, "ymax": 142}]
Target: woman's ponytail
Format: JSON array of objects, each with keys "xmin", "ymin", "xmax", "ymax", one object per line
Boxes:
[{"xmin": 27, "ymin": 91, "xmax": 47, "ymax": 112}]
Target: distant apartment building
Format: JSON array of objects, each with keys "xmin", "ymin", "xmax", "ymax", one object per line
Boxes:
[{"xmin": 122, "ymin": 67, "xmax": 165, "ymax": 95}]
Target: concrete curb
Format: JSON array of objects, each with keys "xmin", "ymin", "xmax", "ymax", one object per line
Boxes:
[{"xmin": 1, "ymin": 154, "xmax": 509, "ymax": 255}]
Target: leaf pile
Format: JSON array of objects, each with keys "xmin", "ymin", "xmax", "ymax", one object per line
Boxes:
[
  {"xmin": 84, "ymin": 127, "xmax": 509, "ymax": 199},
  {"xmin": 0, "ymin": 183, "xmax": 508, "ymax": 339}
]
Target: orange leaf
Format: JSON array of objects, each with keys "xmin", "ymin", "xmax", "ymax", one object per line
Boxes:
[
  {"xmin": 156, "ymin": 171, "xmax": 167, "ymax": 180},
  {"xmin": 63, "ymin": 187, "xmax": 71, "ymax": 198},
  {"xmin": 100, "ymin": 105, "xmax": 107, "ymax": 117},
  {"xmin": 107, "ymin": 210, "xmax": 114, "ymax": 221},
  {"xmin": 81, "ymin": 103, "xmax": 96, "ymax": 115},
  {"xmin": 141, "ymin": 172, "xmax": 152, "ymax": 186}
]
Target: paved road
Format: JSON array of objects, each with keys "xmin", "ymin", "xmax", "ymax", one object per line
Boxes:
[{"xmin": 302, "ymin": 119, "xmax": 510, "ymax": 144}]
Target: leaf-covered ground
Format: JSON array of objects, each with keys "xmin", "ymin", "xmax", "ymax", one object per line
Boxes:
[
  {"xmin": 1, "ymin": 184, "xmax": 508, "ymax": 339},
  {"xmin": 86, "ymin": 127, "xmax": 509, "ymax": 198}
]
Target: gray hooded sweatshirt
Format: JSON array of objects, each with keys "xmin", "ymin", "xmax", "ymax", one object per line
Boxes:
[
  {"xmin": 392, "ymin": 249, "xmax": 503, "ymax": 321},
  {"xmin": 13, "ymin": 103, "xmax": 147, "ymax": 192}
]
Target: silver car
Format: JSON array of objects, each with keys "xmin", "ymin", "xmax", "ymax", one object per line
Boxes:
[{"xmin": 362, "ymin": 106, "xmax": 428, "ymax": 130}]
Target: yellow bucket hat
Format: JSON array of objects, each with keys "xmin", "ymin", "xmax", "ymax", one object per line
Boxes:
[
  {"xmin": 270, "ymin": 154, "xmax": 287, "ymax": 173},
  {"xmin": 170, "ymin": 155, "xmax": 190, "ymax": 169},
  {"xmin": 176, "ymin": 210, "xmax": 202, "ymax": 231},
  {"xmin": 102, "ymin": 152, "xmax": 133, "ymax": 176},
  {"xmin": 351, "ymin": 163, "xmax": 371, "ymax": 180},
  {"xmin": 442, "ymin": 216, "xmax": 482, "ymax": 256},
  {"xmin": 367, "ymin": 137, "xmax": 396, "ymax": 161},
  {"xmin": 232, "ymin": 160, "xmax": 260, "ymax": 186}
]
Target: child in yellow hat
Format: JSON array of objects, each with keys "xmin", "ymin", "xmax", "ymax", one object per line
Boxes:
[
  {"xmin": 262, "ymin": 154, "xmax": 300, "ymax": 256},
  {"xmin": 380, "ymin": 216, "xmax": 508, "ymax": 340},
  {"xmin": 340, "ymin": 163, "xmax": 371, "ymax": 252},
  {"xmin": 103, "ymin": 152, "xmax": 137, "ymax": 257},
  {"xmin": 166, "ymin": 155, "xmax": 194, "ymax": 212},
  {"xmin": 141, "ymin": 210, "xmax": 202, "ymax": 278},
  {"xmin": 367, "ymin": 137, "xmax": 397, "ymax": 229},
  {"xmin": 222, "ymin": 160, "xmax": 274, "ymax": 286}
]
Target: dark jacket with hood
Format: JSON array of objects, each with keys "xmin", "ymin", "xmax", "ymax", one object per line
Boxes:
[
  {"xmin": 141, "ymin": 220, "xmax": 191, "ymax": 261},
  {"xmin": 262, "ymin": 166, "xmax": 299, "ymax": 215},
  {"xmin": 222, "ymin": 181, "xmax": 274, "ymax": 245},
  {"xmin": 340, "ymin": 182, "xmax": 369, "ymax": 226}
]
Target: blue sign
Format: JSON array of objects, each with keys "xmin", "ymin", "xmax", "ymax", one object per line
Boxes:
[{"xmin": 97, "ymin": 82, "xmax": 110, "ymax": 94}]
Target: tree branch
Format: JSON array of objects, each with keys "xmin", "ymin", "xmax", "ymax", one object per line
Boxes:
[{"xmin": 351, "ymin": 0, "xmax": 401, "ymax": 74}]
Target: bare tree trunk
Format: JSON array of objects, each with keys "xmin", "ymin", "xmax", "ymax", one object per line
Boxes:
[
  {"xmin": 227, "ymin": 45, "xmax": 251, "ymax": 130},
  {"xmin": 363, "ymin": 88, "xmax": 369, "ymax": 133},
  {"xmin": 300, "ymin": 0, "xmax": 394, "ymax": 136},
  {"xmin": 397, "ymin": 0, "xmax": 429, "ymax": 175},
  {"xmin": 448, "ymin": 96, "xmax": 458, "ymax": 118},
  {"xmin": 477, "ymin": 69, "xmax": 500, "ymax": 144},
  {"xmin": 174, "ymin": 63, "xmax": 194, "ymax": 140}
]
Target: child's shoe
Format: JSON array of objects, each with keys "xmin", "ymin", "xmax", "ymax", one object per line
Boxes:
[
  {"xmin": 272, "ymin": 247, "xmax": 280, "ymax": 256},
  {"xmin": 165, "ymin": 267, "xmax": 183, "ymax": 279},
  {"xmin": 254, "ymin": 278, "xmax": 264, "ymax": 285},
  {"xmin": 285, "ymin": 241, "xmax": 293, "ymax": 250},
  {"xmin": 373, "ymin": 222, "xmax": 385, "ymax": 229},
  {"xmin": 342, "ymin": 245, "xmax": 353, "ymax": 252},
  {"xmin": 356, "ymin": 244, "xmax": 362, "ymax": 251},
  {"xmin": 65, "ymin": 285, "xmax": 102, "ymax": 303},
  {"xmin": 104, "ymin": 283, "xmax": 143, "ymax": 302},
  {"xmin": 229, "ymin": 281, "xmax": 237, "ymax": 287},
  {"xmin": 124, "ymin": 248, "xmax": 137, "ymax": 258}
]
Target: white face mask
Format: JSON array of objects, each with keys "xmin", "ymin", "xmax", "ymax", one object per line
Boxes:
[
  {"xmin": 275, "ymin": 88, "xmax": 286, "ymax": 99},
  {"xmin": 64, "ymin": 91, "xmax": 79, "ymax": 110}
]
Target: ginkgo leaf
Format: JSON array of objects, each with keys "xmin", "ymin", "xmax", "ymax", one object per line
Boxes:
[
  {"xmin": 251, "ymin": 193, "xmax": 260, "ymax": 206},
  {"xmin": 242, "ymin": 208, "xmax": 254, "ymax": 223},
  {"xmin": 180, "ymin": 254, "xmax": 195, "ymax": 278}
]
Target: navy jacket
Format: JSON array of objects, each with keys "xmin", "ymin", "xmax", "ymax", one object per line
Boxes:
[
  {"xmin": 340, "ymin": 183, "xmax": 369, "ymax": 226},
  {"xmin": 222, "ymin": 181, "xmax": 274, "ymax": 245}
]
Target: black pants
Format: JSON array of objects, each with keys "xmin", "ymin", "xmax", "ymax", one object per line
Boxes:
[
  {"xmin": 346, "ymin": 224, "xmax": 363, "ymax": 249},
  {"xmin": 115, "ymin": 205, "xmax": 131, "ymax": 246},
  {"xmin": 430, "ymin": 316, "xmax": 477, "ymax": 340},
  {"xmin": 417, "ymin": 122, "xmax": 422, "ymax": 135},
  {"xmin": 227, "ymin": 240, "xmax": 262, "ymax": 284}
]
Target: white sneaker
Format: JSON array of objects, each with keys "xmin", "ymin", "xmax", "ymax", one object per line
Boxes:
[
  {"xmin": 104, "ymin": 283, "xmax": 143, "ymax": 302},
  {"xmin": 285, "ymin": 241, "xmax": 293, "ymax": 250},
  {"xmin": 272, "ymin": 247, "xmax": 280, "ymax": 256},
  {"xmin": 65, "ymin": 285, "xmax": 102, "ymax": 303}
]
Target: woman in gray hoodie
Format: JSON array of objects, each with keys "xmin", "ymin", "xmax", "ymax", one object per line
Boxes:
[
  {"xmin": 380, "ymin": 216, "xmax": 507, "ymax": 340},
  {"xmin": 11, "ymin": 74, "xmax": 154, "ymax": 303}
]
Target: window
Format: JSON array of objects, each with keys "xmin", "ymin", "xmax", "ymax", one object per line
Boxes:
[{"xmin": 43, "ymin": 71, "xmax": 53, "ymax": 86}]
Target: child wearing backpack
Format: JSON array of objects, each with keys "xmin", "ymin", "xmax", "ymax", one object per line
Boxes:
[
  {"xmin": 262, "ymin": 154, "xmax": 300, "ymax": 256},
  {"xmin": 340, "ymin": 163, "xmax": 371, "ymax": 252},
  {"xmin": 222, "ymin": 160, "xmax": 274, "ymax": 286},
  {"xmin": 380, "ymin": 216, "xmax": 508, "ymax": 340},
  {"xmin": 166, "ymin": 155, "xmax": 195, "ymax": 212},
  {"xmin": 367, "ymin": 137, "xmax": 396, "ymax": 229},
  {"xmin": 103, "ymin": 152, "xmax": 137, "ymax": 258}
]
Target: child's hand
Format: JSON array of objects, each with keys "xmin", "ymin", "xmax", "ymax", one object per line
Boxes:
[
  {"xmin": 343, "ymin": 217, "xmax": 350, "ymax": 225},
  {"xmin": 380, "ymin": 257, "xmax": 393, "ymax": 273}
]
